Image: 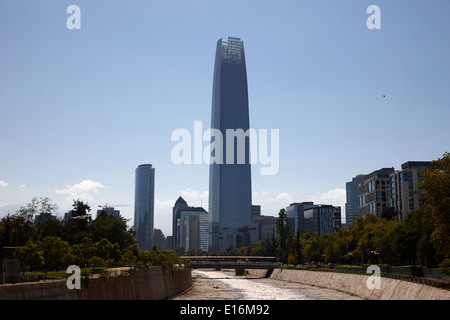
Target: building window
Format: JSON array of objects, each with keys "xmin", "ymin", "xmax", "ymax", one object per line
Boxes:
[{"xmin": 368, "ymin": 181, "xmax": 374, "ymax": 193}]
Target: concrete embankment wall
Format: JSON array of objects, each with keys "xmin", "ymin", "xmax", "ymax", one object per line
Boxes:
[
  {"xmin": 249, "ymin": 269, "xmax": 450, "ymax": 300},
  {"xmin": 0, "ymin": 267, "xmax": 192, "ymax": 300}
]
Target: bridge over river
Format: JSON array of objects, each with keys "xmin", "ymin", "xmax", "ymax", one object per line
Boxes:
[{"xmin": 180, "ymin": 256, "xmax": 280, "ymax": 270}]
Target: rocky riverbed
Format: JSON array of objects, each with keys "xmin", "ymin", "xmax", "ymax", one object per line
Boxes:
[{"xmin": 172, "ymin": 269, "xmax": 362, "ymax": 300}]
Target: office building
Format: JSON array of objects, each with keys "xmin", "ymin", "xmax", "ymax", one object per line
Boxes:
[
  {"xmin": 134, "ymin": 164, "xmax": 155, "ymax": 250},
  {"xmin": 304, "ymin": 205, "xmax": 341, "ymax": 235},
  {"xmin": 96, "ymin": 206, "xmax": 120, "ymax": 218},
  {"xmin": 208, "ymin": 37, "xmax": 253, "ymax": 252},
  {"xmin": 34, "ymin": 213, "xmax": 57, "ymax": 224},
  {"xmin": 185, "ymin": 214, "xmax": 209, "ymax": 252},
  {"xmin": 172, "ymin": 196, "xmax": 188, "ymax": 248},
  {"xmin": 286, "ymin": 202, "xmax": 316, "ymax": 233},
  {"xmin": 390, "ymin": 161, "xmax": 432, "ymax": 219},
  {"xmin": 358, "ymin": 168, "xmax": 394, "ymax": 217},
  {"xmin": 253, "ymin": 215, "xmax": 277, "ymax": 240},
  {"xmin": 345, "ymin": 174, "xmax": 366, "ymax": 226},
  {"xmin": 176, "ymin": 207, "xmax": 208, "ymax": 250},
  {"xmin": 251, "ymin": 205, "xmax": 261, "ymax": 220},
  {"xmin": 172, "ymin": 197, "xmax": 208, "ymax": 251},
  {"xmin": 219, "ymin": 224, "xmax": 259, "ymax": 250}
]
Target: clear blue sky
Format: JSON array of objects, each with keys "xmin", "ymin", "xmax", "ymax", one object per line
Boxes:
[{"xmin": 1, "ymin": 0, "xmax": 449, "ymax": 236}]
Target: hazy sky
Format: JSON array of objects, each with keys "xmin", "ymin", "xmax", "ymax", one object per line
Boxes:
[{"xmin": 1, "ymin": 0, "xmax": 449, "ymax": 235}]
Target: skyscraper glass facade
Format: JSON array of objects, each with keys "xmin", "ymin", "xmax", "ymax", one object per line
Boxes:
[
  {"xmin": 172, "ymin": 196, "xmax": 188, "ymax": 248},
  {"xmin": 208, "ymin": 37, "xmax": 252, "ymax": 252},
  {"xmin": 304, "ymin": 205, "xmax": 341, "ymax": 236},
  {"xmin": 389, "ymin": 161, "xmax": 432, "ymax": 220},
  {"xmin": 286, "ymin": 202, "xmax": 316, "ymax": 233},
  {"xmin": 345, "ymin": 174, "xmax": 366, "ymax": 226},
  {"xmin": 134, "ymin": 164, "xmax": 155, "ymax": 250}
]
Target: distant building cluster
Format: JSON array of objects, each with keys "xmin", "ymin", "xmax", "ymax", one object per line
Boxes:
[
  {"xmin": 130, "ymin": 37, "xmax": 433, "ymax": 253},
  {"xmin": 345, "ymin": 161, "xmax": 433, "ymax": 226}
]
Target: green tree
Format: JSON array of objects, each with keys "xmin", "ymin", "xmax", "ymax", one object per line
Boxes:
[
  {"xmin": 90, "ymin": 212, "xmax": 135, "ymax": 250},
  {"xmin": 288, "ymin": 229, "xmax": 303, "ymax": 265},
  {"xmin": 121, "ymin": 244, "xmax": 139, "ymax": 266},
  {"xmin": 94, "ymin": 238, "xmax": 114, "ymax": 261},
  {"xmin": 70, "ymin": 199, "xmax": 91, "ymax": 218},
  {"xmin": 300, "ymin": 229, "xmax": 322, "ymax": 264},
  {"xmin": 276, "ymin": 208, "xmax": 292, "ymax": 262},
  {"xmin": 22, "ymin": 197, "xmax": 60, "ymax": 242},
  {"xmin": 419, "ymin": 152, "xmax": 450, "ymax": 256},
  {"xmin": 120, "ymin": 247, "xmax": 138, "ymax": 267},
  {"xmin": 33, "ymin": 216, "xmax": 66, "ymax": 243},
  {"xmin": 138, "ymin": 249, "xmax": 181, "ymax": 269},
  {"xmin": 374, "ymin": 219, "xmax": 397, "ymax": 265},
  {"xmin": 321, "ymin": 228, "xmax": 350, "ymax": 264},
  {"xmin": 63, "ymin": 199, "xmax": 93, "ymax": 244},
  {"xmin": 14, "ymin": 241, "xmax": 44, "ymax": 271},
  {"xmin": 39, "ymin": 236, "xmax": 70, "ymax": 271},
  {"xmin": 250, "ymin": 234, "xmax": 277, "ymax": 257},
  {"xmin": 26, "ymin": 197, "xmax": 59, "ymax": 222},
  {"xmin": 416, "ymin": 210, "xmax": 439, "ymax": 267},
  {"xmin": 391, "ymin": 212, "xmax": 420, "ymax": 265},
  {"xmin": 348, "ymin": 214, "xmax": 389, "ymax": 264},
  {"xmin": 0, "ymin": 210, "xmax": 35, "ymax": 250},
  {"xmin": 72, "ymin": 237, "xmax": 96, "ymax": 267}
]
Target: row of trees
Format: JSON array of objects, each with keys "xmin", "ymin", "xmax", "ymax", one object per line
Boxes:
[
  {"xmin": 14, "ymin": 236, "xmax": 131, "ymax": 272},
  {"xmin": 14, "ymin": 237, "xmax": 183, "ymax": 273},
  {"xmin": 1, "ymin": 198, "xmax": 184, "ymax": 272},
  {"xmin": 180, "ymin": 210, "xmax": 439, "ymax": 266},
  {"xmin": 221, "ymin": 210, "xmax": 445, "ymax": 269},
  {"xmin": 0, "ymin": 198, "xmax": 135, "ymax": 253}
]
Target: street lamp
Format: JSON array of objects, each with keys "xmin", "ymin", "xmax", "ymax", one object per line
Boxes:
[{"xmin": 371, "ymin": 250, "xmax": 379, "ymax": 264}]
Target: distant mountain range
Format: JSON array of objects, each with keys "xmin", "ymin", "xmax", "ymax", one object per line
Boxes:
[{"xmin": 0, "ymin": 204, "xmax": 23, "ymax": 219}]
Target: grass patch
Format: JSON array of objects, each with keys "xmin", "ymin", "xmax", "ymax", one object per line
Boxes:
[{"xmin": 23, "ymin": 267, "xmax": 104, "ymax": 279}]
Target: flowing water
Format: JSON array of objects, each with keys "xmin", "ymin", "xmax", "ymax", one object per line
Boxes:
[
  {"xmin": 194, "ymin": 270, "xmax": 315, "ymax": 300},
  {"xmin": 173, "ymin": 269, "xmax": 361, "ymax": 300}
]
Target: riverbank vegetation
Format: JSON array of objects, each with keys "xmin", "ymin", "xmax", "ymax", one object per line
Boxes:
[{"xmin": 0, "ymin": 198, "xmax": 185, "ymax": 274}]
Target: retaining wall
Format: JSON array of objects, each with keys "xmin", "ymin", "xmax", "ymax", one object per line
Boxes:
[
  {"xmin": 258, "ymin": 269, "xmax": 450, "ymax": 300},
  {"xmin": 0, "ymin": 267, "xmax": 192, "ymax": 300}
]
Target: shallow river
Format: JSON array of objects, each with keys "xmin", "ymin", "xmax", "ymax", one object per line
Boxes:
[{"xmin": 173, "ymin": 269, "xmax": 361, "ymax": 300}]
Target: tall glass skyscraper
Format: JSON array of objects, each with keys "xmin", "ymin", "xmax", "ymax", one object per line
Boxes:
[
  {"xmin": 134, "ymin": 164, "xmax": 155, "ymax": 250},
  {"xmin": 345, "ymin": 174, "xmax": 366, "ymax": 226},
  {"xmin": 208, "ymin": 37, "xmax": 252, "ymax": 252}
]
